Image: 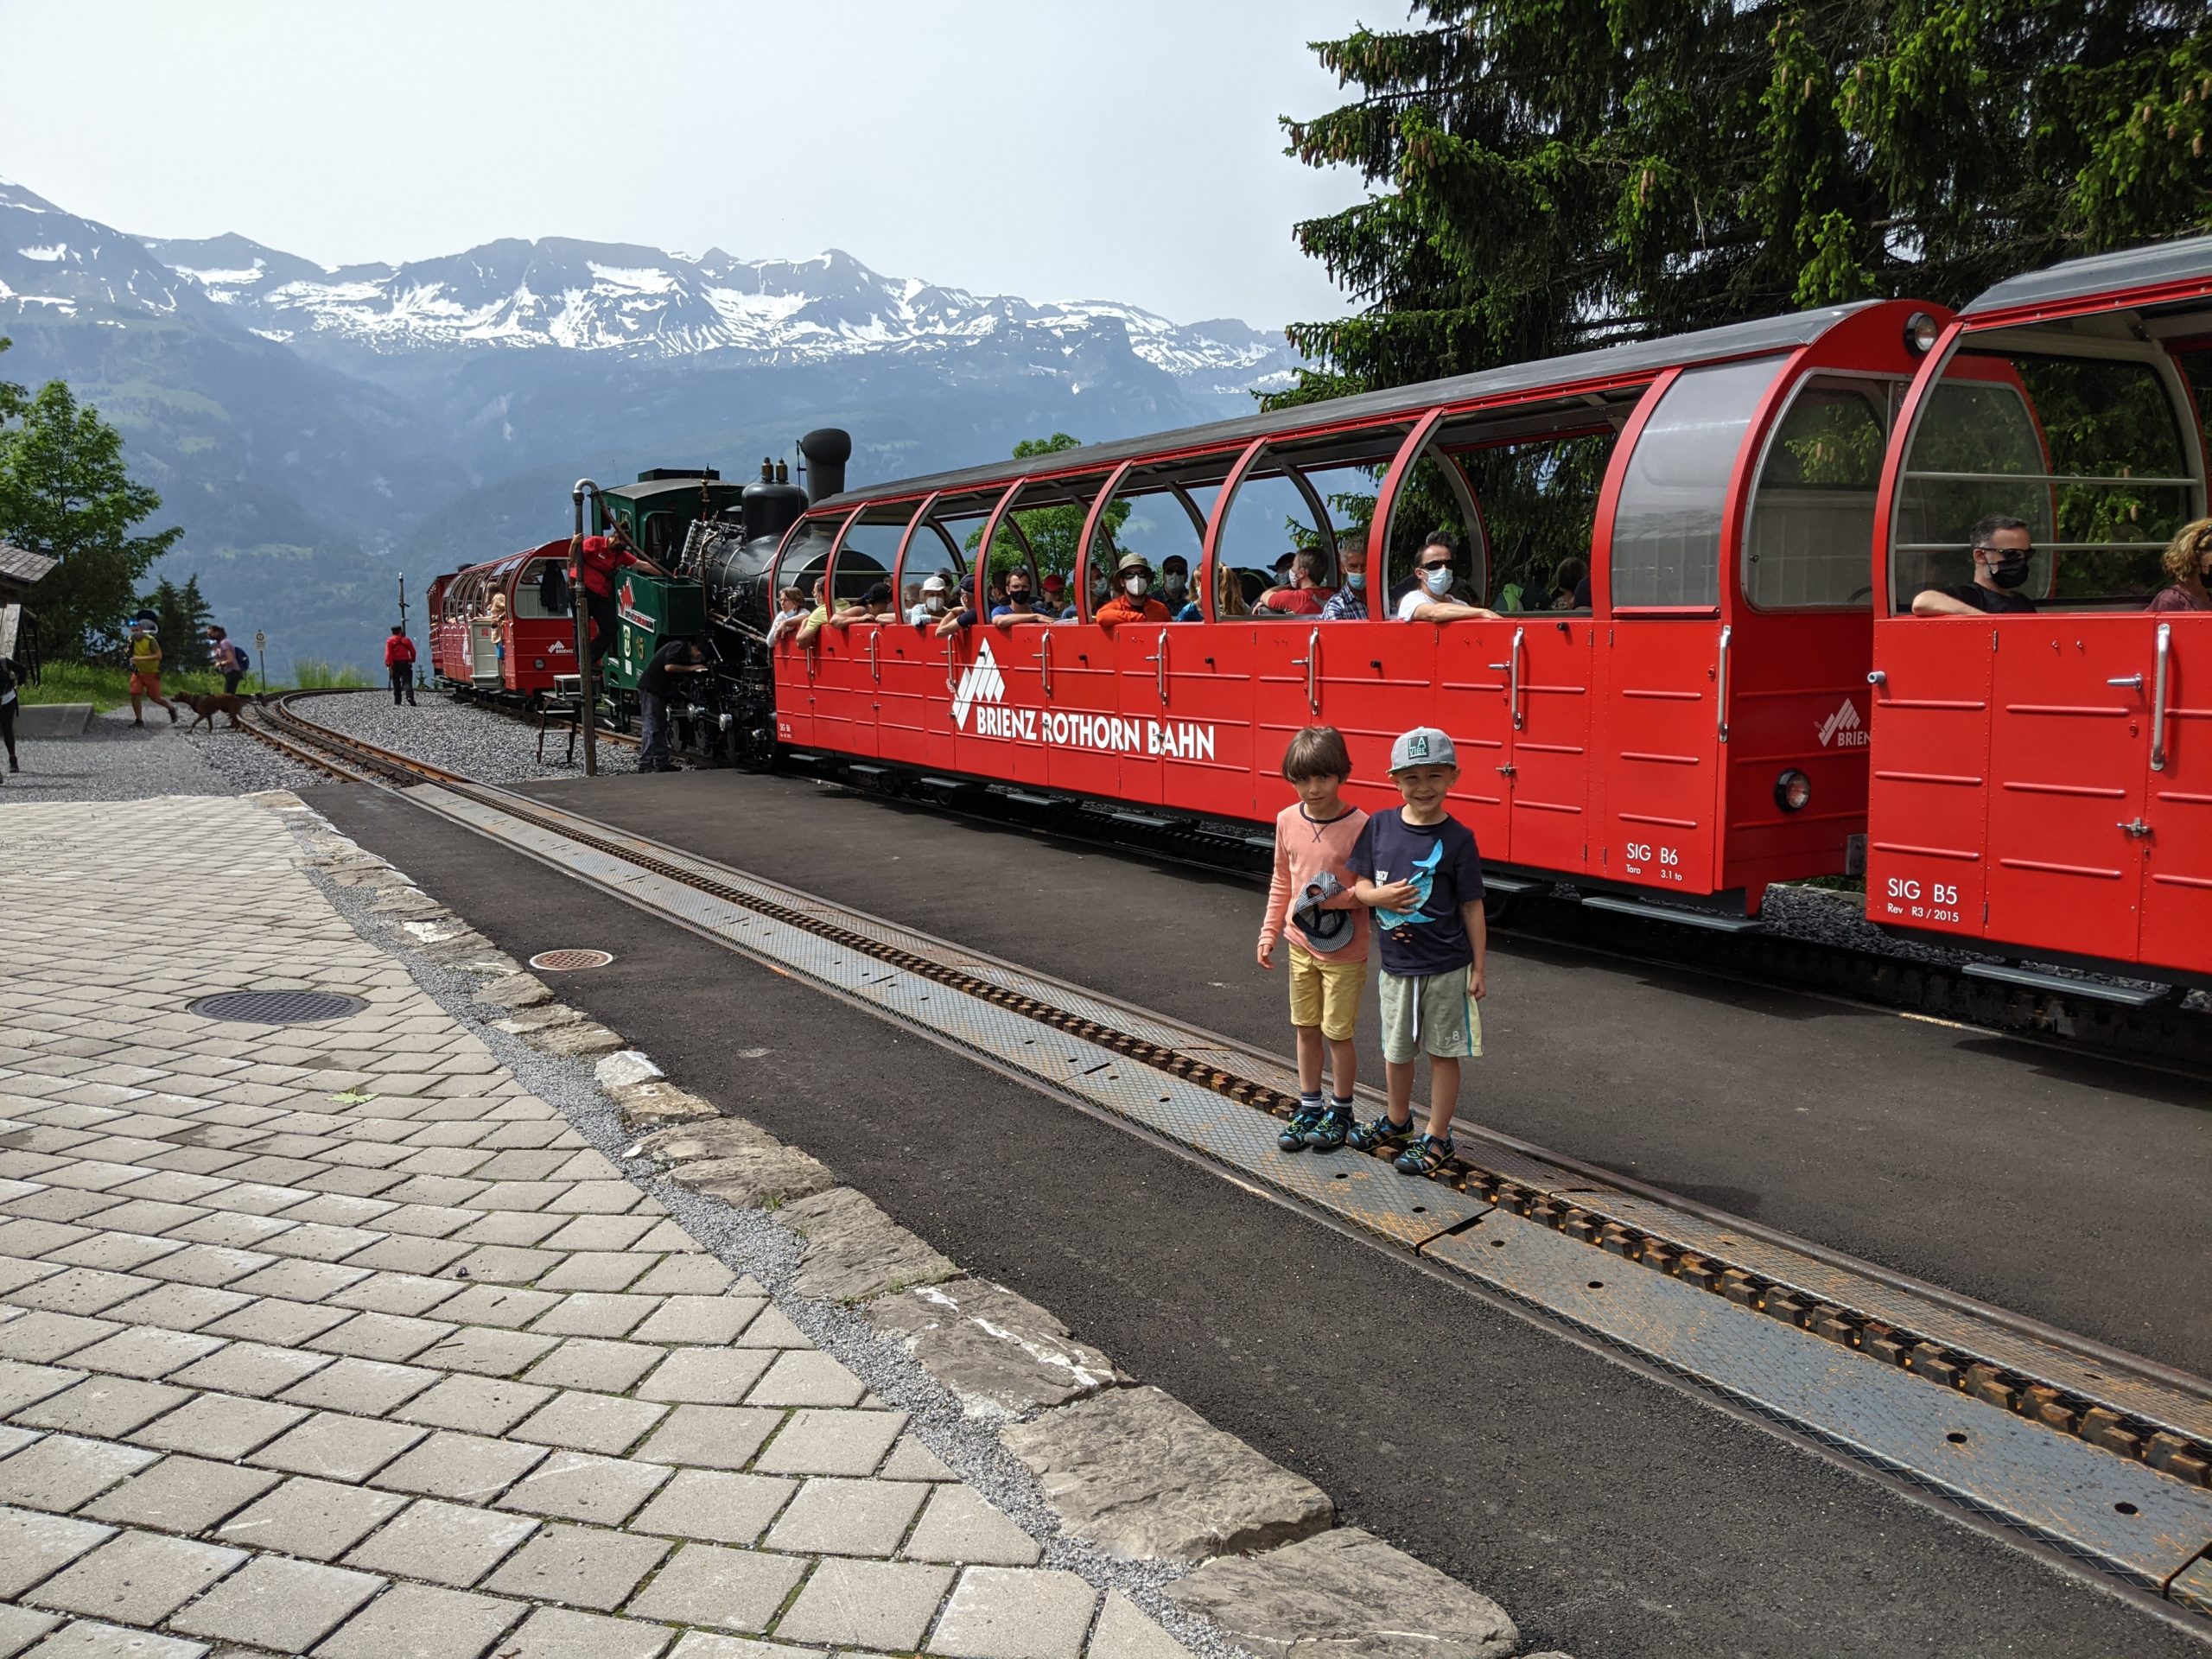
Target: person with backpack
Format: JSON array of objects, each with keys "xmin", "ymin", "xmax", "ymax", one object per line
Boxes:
[
  {"xmin": 209, "ymin": 626, "xmax": 248, "ymax": 694},
  {"xmin": 385, "ymin": 625, "xmax": 419, "ymax": 707}
]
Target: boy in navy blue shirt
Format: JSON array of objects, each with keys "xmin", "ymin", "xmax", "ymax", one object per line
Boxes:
[{"xmin": 1346, "ymin": 726, "xmax": 1488, "ymax": 1175}]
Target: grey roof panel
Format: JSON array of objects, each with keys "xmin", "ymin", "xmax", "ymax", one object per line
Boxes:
[
  {"xmin": 0, "ymin": 543, "xmax": 58, "ymax": 587},
  {"xmin": 1964, "ymin": 234, "xmax": 2212, "ymax": 318},
  {"xmin": 816, "ymin": 302, "xmax": 1878, "ymax": 509}
]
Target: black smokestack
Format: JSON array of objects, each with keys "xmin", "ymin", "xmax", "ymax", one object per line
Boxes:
[{"xmin": 799, "ymin": 429, "xmax": 852, "ymax": 503}]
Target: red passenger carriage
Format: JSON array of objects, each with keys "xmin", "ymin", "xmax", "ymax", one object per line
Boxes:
[{"xmin": 430, "ymin": 540, "xmax": 578, "ymax": 699}]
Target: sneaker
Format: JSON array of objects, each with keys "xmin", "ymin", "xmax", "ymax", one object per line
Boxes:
[
  {"xmin": 1348, "ymin": 1112, "xmax": 1414, "ymax": 1153},
  {"xmin": 1394, "ymin": 1134, "xmax": 1455, "ymax": 1177},
  {"xmin": 1300, "ymin": 1105, "xmax": 1355, "ymax": 1152},
  {"xmin": 1278, "ymin": 1105, "xmax": 1325, "ymax": 1153}
]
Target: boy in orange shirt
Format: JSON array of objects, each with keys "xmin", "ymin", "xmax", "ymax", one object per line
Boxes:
[{"xmin": 1256, "ymin": 726, "xmax": 1370, "ymax": 1153}]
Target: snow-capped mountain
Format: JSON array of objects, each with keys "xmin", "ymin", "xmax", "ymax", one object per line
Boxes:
[
  {"xmin": 0, "ymin": 175, "xmax": 1306, "ymax": 671},
  {"xmin": 2, "ymin": 178, "xmax": 1290, "ymax": 394}
]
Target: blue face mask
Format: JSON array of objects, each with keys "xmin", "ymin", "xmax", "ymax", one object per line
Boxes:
[{"xmin": 1345, "ymin": 573, "xmax": 1366, "ymax": 591}]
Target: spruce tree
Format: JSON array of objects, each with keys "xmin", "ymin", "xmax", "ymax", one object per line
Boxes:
[{"xmin": 1276, "ymin": 2, "xmax": 2212, "ymax": 404}]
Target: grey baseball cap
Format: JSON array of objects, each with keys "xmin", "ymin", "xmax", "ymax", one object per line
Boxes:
[{"xmin": 1389, "ymin": 727, "xmax": 1457, "ymax": 771}]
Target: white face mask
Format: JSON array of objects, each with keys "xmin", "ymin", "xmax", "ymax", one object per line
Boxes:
[
  {"xmin": 1124, "ymin": 576, "xmax": 1148, "ymax": 598},
  {"xmin": 1421, "ymin": 567, "xmax": 1452, "ymax": 596},
  {"xmin": 1163, "ymin": 575, "xmax": 1187, "ymax": 598},
  {"xmin": 925, "ymin": 595, "xmax": 944, "ymax": 613}
]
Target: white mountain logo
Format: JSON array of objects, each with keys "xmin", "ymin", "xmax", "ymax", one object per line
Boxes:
[
  {"xmin": 1816, "ymin": 698, "xmax": 1868, "ymax": 747},
  {"xmin": 950, "ymin": 640, "xmax": 1006, "ymax": 730}
]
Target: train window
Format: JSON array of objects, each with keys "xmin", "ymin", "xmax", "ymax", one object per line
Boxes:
[
  {"xmin": 891, "ymin": 510, "xmax": 965, "ymax": 617},
  {"xmin": 1892, "ymin": 347, "xmax": 2199, "ymax": 610},
  {"xmin": 1743, "ymin": 378, "xmax": 1896, "ymax": 610},
  {"xmin": 1452, "ymin": 429, "xmax": 1612, "ymax": 613},
  {"xmin": 1089, "ymin": 478, "xmax": 1213, "ymax": 615},
  {"xmin": 832, "ymin": 516, "xmax": 905, "ymax": 610},
  {"xmin": 514, "ymin": 562, "xmax": 563, "ymax": 620},
  {"xmin": 772, "ymin": 518, "xmax": 842, "ymax": 605},
  {"xmin": 1611, "ymin": 356, "xmax": 1782, "ymax": 609},
  {"xmin": 1381, "ymin": 448, "xmax": 1488, "ymax": 613}
]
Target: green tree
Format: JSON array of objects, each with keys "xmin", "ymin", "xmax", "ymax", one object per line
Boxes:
[
  {"xmin": 0, "ymin": 362, "xmax": 182, "ymax": 658},
  {"xmin": 966, "ymin": 434, "xmax": 1133, "ymax": 581},
  {"xmin": 140, "ymin": 575, "xmax": 216, "ymax": 671},
  {"xmin": 1277, "ymin": 3, "xmax": 2212, "ymax": 400}
]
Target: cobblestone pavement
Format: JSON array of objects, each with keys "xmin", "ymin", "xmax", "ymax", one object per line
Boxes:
[{"xmin": 0, "ymin": 796, "xmax": 1205, "ymax": 1659}]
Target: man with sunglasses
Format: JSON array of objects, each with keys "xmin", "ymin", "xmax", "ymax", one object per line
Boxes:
[
  {"xmin": 1911, "ymin": 515, "xmax": 2039, "ymax": 615},
  {"xmin": 1395, "ymin": 535, "xmax": 1502, "ymax": 623}
]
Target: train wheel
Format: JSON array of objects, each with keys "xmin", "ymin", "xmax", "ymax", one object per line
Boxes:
[{"xmin": 1482, "ymin": 888, "xmax": 1520, "ymax": 926}]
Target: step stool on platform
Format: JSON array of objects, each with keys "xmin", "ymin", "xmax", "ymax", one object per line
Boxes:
[{"xmin": 538, "ymin": 676, "xmax": 584, "ymax": 766}]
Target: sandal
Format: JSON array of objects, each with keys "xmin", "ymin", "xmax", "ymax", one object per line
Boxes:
[
  {"xmin": 1348, "ymin": 1112, "xmax": 1414, "ymax": 1153},
  {"xmin": 1393, "ymin": 1133, "xmax": 1455, "ymax": 1177},
  {"xmin": 1278, "ymin": 1105, "xmax": 1325, "ymax": 1153}
]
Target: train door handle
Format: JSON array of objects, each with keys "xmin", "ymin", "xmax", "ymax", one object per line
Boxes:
[
  {"xmin": 2119, "ymin": 818, "xmax": 2153, "ymax": 839},
  {"xmin": 2150, "ymin": 622, "xmax": 2171, "ymax": 773},
  {"xmin": 1288, "ymin": 629, "xmax": 1320, "ymax": 715},
  {"xmin": 944, "ymin": 635, "xmax": 957, "ymax": 693},
  {"xmin": 2107, "ymin": 673, "xmax": 2143, "ymax": 690},
  {"xmin": 1141, "ymin": 629, "xmax": 1168, "ymax": 706},
  {"xmin": 1715, "ymin": 623, "xmax": 1732, "ymax": 743},
  {"xmin": 868, "ymin": 632, "xmax": 880, "ymax": 684},
  {"xmin": 1037, "ymin": 629, "xmax": 1053, "ymax": 700}
]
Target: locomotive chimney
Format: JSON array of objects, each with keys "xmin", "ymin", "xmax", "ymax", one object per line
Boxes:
[{"xmin": 798, "ymin": 428, "xmax": 852, "ymax": 504}]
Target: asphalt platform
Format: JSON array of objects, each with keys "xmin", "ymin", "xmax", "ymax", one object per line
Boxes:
[{"xmin": 307, "ymin": 771, "xmax": 2212, "ymax": 1659}]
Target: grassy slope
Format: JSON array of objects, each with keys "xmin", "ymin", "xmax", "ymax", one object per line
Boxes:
[{"xmin": 21, "ymin": 660, "xmax": 372, "ymax": 711}]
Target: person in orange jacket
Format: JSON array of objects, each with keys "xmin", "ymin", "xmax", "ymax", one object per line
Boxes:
[{"xmin": 1094, "ymin": 550, "xmax": 1170, "ymax": 631}]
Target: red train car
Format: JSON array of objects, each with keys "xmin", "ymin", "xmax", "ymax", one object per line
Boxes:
[
  {"xmin": 768, "ymin": 298, "xmax": 1951, "ymax": 925},
  {"xmin": 1867, "ymin": 237, "xmax": 2212, "ymax": 993},
  {"xmin": 431, "ymin": 540, "xmax": 577, "ymax": 699}
]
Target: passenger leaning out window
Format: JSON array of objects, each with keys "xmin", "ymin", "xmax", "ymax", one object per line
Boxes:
[
  {"xmin": 1396, "ymin": 537, "xmax": 1501, "ymax": 624},
  {"xmin": 1910, "ymin": 516, "xmax": 2037, "ymax": 615}
]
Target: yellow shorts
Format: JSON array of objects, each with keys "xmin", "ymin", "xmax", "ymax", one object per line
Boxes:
[{"xmin": 1287, "ymin": 941, "xmax": 1367, "ymax": 1042}]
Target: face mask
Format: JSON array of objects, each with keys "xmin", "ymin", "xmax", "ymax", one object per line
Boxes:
[
  {"xmin": 1421, "ymin": 567, "xmax": 1452, "ymax": 596},
  {"xmin": 1345, "ymin": 573, "xmax": 1366, "ymax": 592},
  {"xmin": 1987, "ymin": 556, "xmax": 2031, "ymax": 590},
  {"xmin": 1163, "ymin": 575, "xmax": 1187, "ymax": 600},
  {"xmin": 1007, "ymin": 591, "xmax": 1031, "ymax": 605},
  {"xmin": 1124, "ymin": 576, "xmax": 1149, "ymax": 598},
  {"xmin": 925, "ymin": 595, "xmax": 944, "ymax": 613}
]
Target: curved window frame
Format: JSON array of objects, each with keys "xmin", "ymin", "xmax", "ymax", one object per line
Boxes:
[
  {"xmin": 1607, "ymin": 355, "xmax": 1785, "ymax": 614},
  {"xmin": 1738, "ymin": 370, "xmax": 1905, "ymax": 613}
]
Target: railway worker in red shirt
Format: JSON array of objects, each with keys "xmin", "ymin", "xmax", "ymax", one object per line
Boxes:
[
  {"xmin": 569, "ymin": 531, "xmax": 672, "ymax": 666},
  {"xmin": 1094, "ymin": 552, "xmax": 1171, "ymax": 630},
  {"xmin": 384, "ymin": 625, "xmax": 419, "ymax": 707},
  {"xmin": 1395, "ymin": 535, "xmax": 1503, "ymax": 624},
  {"xmin": 1910, "ymin": 515, "xmax": 2038, "ymax": 615}
]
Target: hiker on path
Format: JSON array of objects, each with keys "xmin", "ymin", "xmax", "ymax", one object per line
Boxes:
[
  {"xmin": 128, "ymin": 621, "xmax": 179, "ymax": 726},
  {"xmin": 385, "ymin": 626, "xmax": 419, "ymax": 707}
]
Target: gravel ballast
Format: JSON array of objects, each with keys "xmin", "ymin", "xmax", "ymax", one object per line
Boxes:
[
  {"xmin": 297, "ymin": 688, "xmax": 630, "ymax": 784},
  {"xmin": 0, "ymin": 705, "xmax": 319, "ymax": 803}
]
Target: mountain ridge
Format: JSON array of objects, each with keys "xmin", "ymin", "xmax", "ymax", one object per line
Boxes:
[{"xmin": 0, "ymin": 176, "xmax": 1303, "ymax": 669}]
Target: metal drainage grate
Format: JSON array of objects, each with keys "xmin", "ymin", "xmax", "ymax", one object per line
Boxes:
[
  {"xmin": 529, "ymin": 949, "xmax": 614, "ymax": 972},
  {"xmin": 188, "ymin": 990, "xmax": 367, "ymax": 1026}
]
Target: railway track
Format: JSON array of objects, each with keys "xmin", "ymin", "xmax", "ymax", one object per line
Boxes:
[{"xmin": 247, "ymin": 685, "xmax": 2212, "ymax": 1628}]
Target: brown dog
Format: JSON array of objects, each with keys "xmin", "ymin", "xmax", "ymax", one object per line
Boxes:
[{"xmin": 175, "ymin": 691, "xmax": 251, "ymax": 731}]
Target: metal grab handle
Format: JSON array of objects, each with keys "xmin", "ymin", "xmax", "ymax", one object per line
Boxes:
[
  {"xmin": 944, "ymin": 634, "xmax": 957, "ymax": 693},
  {"xmin": 1510, "ymin": 626, "xmax": 1525, "ymax": 732},
  {"xmin": 1716, "ymin": 624, "xmax": 1732, "ymax": 743},
  {"xmin": 1288, "ymin": 629, "xmax": 1320, "ymax": 715},
  {"xmin": 2151, "ymin": 621, "xmax": 2171, "ymax": 772},
  {"xmin": 868, "ymin": 631, "xmax": 880, "ymax": 684},
  {"xmin": 1145, "ymin": 628, "xmax": 1168, "ymax": 706},
  {"xmin": 1038, "ymin": 628, "xmax": 1053, "ymax": 700},
  {"xmin": 2107, "ymin": 673, "xmax": 2144, "ymax": 690}
]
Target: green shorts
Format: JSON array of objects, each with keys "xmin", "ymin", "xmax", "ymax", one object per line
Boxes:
[{"xmin": 1376, "ymin": 965, "xmax": 1482, "ymax": 1064}]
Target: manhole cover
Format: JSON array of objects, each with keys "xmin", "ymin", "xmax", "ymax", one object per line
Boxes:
[
  {"xmin": 188, "ymin": 990, "xmax": 367, "ymax": 1025},
  {"xmin": 530, "ymin": 949, "xmax": 614, "ymax": 972}
]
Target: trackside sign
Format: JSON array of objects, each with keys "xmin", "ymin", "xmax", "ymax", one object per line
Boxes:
[{"xmin": 950, "ymin": 641, "xmax": 1218, "ymax": 760}]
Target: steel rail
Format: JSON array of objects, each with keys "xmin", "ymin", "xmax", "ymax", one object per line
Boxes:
[{"xmin": 261, "ymin": 687, "xmax": 2212, "ymax": 1564}]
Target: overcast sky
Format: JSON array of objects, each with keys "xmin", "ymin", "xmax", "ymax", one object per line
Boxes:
[{"xmin": 0, "ymin": 0, "xmax": 1392, "ymax": 328}]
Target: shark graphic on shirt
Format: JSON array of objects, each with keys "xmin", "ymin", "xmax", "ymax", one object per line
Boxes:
[{"xmin": 1375, "ymin": 839, "xmax": 1446, "ymax": 938}]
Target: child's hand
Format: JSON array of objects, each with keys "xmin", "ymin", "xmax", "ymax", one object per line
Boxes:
[
  {"xmin": 1469, "ymin": 965, "xmax": 1487, "ymax": 1000},
  {"xmin": 1256, "ymin": 938, "xmax": 1275, "ymax": 970},
  {"xmin": 1369, "ymin": 879, "xmax": 1420, "ymax": 910}
]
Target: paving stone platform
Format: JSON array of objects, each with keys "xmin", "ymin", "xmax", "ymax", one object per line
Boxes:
[{"xmin": 0, "ymin": 795, "xmax": 1210, "ymax": 1659}]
